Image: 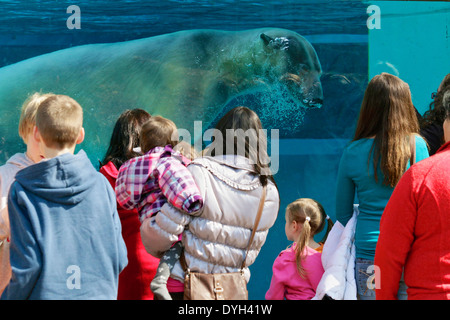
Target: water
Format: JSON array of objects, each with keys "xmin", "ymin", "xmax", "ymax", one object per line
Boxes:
[
  {"xmin": 0, "ymin": 1, "xmax": 367, "ymax": 66},
  {"xmin": 1, "ymin": 0, "xmax": 448, "ymax": 300}
]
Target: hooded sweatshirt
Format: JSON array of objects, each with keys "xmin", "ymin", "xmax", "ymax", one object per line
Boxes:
[
  {"xmin": 0, "ymin": 153, "xmax": 34, "ymax": 295},
  {"xmin": 0, "ymin": 152, "xmax": 34, "ymax": 239},
  {"xmin": 1, "ymin": 150, "xmax": 128, "ymax": 300}
]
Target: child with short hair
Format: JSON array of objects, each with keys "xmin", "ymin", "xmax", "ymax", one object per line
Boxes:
[
  {"xmin": 0, "ymin": 93, "xmax": 53, "ymax": 295},
  {"xmin": 266, "ymin": 198, "xmax": 332, "ymax": 300},
  {"xmin": 115, "ymin": 115, "xmax": 203, "ymax": 300},
  {"xmin": 1, "ymin": 94, "xmax": 128, "ymax": 300}
]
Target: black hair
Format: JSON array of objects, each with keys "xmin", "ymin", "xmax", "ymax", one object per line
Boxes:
[{"xmin": 101, "ymin": 109, "xmax": 151, "ymax": 169}]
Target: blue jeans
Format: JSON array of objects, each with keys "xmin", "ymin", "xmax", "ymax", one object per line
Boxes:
[{"xmin": 355, "ymin": 258, "xmax": 407, "ymax": 300}]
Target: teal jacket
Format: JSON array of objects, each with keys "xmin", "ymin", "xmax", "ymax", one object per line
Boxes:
[{"xmin": 335, "ymin": 136, "xmax": 429, "ymax": 260}]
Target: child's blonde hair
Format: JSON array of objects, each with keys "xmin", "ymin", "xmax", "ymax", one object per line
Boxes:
[
  {"xmin": 286, "ymin": 198, "xmax": 333, "ymax": 278},
  {"xmin": 35, "ymin": 94, "xmax": 83, "ymax": 149},
  {"xmin": 140, "ymin": 116, "xmax": 179, "ymax": 153},
  {"xmin": 18, "ymin": 92, "xmax": 55, "ymax": 143},
  {"xmin": 173, "ymin": 140, "xmax": 199, "ymax": 160}
]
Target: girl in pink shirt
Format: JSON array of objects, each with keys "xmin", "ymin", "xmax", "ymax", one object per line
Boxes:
[{"xmin": 266, "ymin": 198, "xmax": 332, "ymax": 300}]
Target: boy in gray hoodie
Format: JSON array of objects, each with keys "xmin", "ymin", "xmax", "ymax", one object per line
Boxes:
[
  {"xmin": 1, "ymin": 94, "xmax": 128, "ymax": 300},
  {"xmin": 0, "ymin": 93, "xmax": 52, "ymax": 295}
]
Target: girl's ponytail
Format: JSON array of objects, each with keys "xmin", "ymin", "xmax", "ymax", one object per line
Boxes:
[
  {"xmin": 295, "ymin": 216, "xmax": 311, "ymax": 279},
  {"xmin": 287, "ymin": 198, "xmax": 331, "ymax": 279}
]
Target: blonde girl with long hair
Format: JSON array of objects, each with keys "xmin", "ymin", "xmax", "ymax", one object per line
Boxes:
[
  {"xmin": 335, "ymin": 73, "xmax": 429, "ymax": 300},
  {"xmin": 266, "ymin": 198, "xmax": 333, "ymax": 300}
]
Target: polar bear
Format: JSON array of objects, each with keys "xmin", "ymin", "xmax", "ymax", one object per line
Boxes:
[{"xmin": 0, "ymin": 28, "xmax": 322, "ymax": 163}]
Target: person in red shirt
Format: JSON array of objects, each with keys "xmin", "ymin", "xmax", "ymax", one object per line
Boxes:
[
  {"xmin": 375, "ymin": 90, "xmax": 450, "ymax": 300},
  {"xmin": 100, "ymin": 108, "xmax": 160, "ymax": 300}
]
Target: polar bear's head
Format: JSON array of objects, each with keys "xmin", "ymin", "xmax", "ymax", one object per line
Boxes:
[{"xmin": 259, "ymin": 31, "xmax": 323, "ymax": 109}]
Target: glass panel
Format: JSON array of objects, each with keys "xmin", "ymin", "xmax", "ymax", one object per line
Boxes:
[{"xmin": 0, "ymin": 0, "xmax": 448, "ymax": 300}]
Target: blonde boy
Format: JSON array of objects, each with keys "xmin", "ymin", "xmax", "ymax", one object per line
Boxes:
[
  {"xmin": 0, "ymin": 93, "xmax": 52, "ymax": 295},
  {"xmin": 33, "ymin": 94, "xmax": 85, "ymax": 157},
  {"xmin": 1, "ymin": 94, "xmax": 127, "ymax": 300}
]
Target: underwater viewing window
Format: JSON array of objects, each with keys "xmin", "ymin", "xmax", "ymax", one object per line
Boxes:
[{"xmin": 0, "ymin": 0, "xmax": 449, "ymax": 300}]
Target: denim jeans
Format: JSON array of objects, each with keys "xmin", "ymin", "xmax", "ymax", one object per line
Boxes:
[{"xmin": 355, "ymin": 258, "xmax": 407, "ymax": 300}]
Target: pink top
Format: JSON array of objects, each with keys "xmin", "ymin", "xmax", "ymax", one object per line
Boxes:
[
  {"xmin": 265, "ymin": 244, "xmax": 324, "ymax": 300},
  {"xmin": 167, "ymin": 277, "xmax": 184, "ymax": 292}
]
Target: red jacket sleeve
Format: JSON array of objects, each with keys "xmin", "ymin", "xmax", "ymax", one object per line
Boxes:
[{"xmin": 375, "ymin": 169, "xmax": 418, "ymax": 300}]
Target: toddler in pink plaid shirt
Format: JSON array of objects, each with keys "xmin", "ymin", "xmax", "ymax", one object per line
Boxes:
[{"xmin": 115, "ymin": 116, "xmax": 202, "ymax": 300}]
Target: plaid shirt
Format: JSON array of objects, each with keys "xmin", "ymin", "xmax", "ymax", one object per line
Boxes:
[{"xmin": 115, "ymin": 145, "xmax": 203, "ymax": 223}]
